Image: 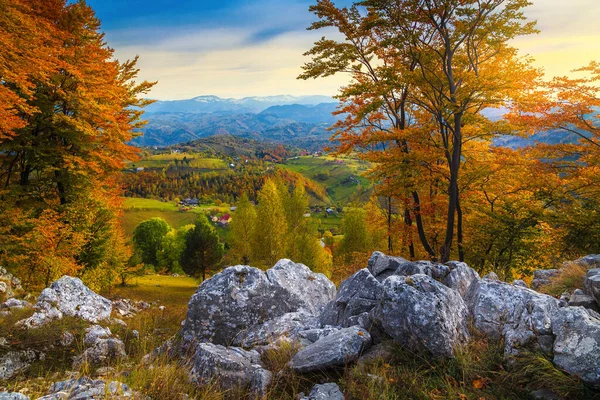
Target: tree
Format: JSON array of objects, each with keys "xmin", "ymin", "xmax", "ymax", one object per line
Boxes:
[
  {"xmin": 180, "ymin": 217, "xmax": 224, "ymax": 280},
  {"xmin": 252, "ymin": 179, "xmax": 288, "ymax": 266},
  {"xmin": 229, "ymin": 194, "xmax": 257, "ymax": 264},
  {"xmin": 132, "ymin": 218, "xmax": 171, "ymax": 267},
  {"xmin": 157, "ymin": 224, "xmax": 193, "ymax": 272},
  {"xmin": 340, "ymin": 208, "xmax": 371, "ymax": 262},
  {"xmin": 301, "ymin": 0, "xmax": 539, "ymax": 262}
]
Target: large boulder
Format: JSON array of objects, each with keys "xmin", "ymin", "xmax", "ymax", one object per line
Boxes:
[
  {"xmin": 578, "ymin": 254, "xmax": 600, "ymax": 267},
  {"xmin": 465, "ymin": 279, "xmax": 557, "ymax": 341},
  {"xmin": 531, "ymin": 269, "xmax": 559, "ymax": 290},
  {"xmin": 17, "ymin": 276, "xmax": 111, "ymax": 329},
  {"xmin": 298, "ymin": 383, "xmax": 344, "ymax": 400},
  {"xmin": 179, "ymin": 260, "xmax": 335, "ymax": 347},
  {"xmin": 552, "ymin": 307, "xmax": 600, "ymax": 388},
  {"xmin": 318, "ymin": 269, "xmax": 383, "ymax": 328},
  {"xmin": 584, "ymin": 268, "xmax": 600, "ymax": 306},
  {"xmin": 372, "ymin": 274, "xmax": 470, "ymax": 358},
  {"xmin": 289, "ymin": 326, "xmax": 371, "ymax": 373},
  {"xmin": 187, "ymin": 343, "xmax": 271, "ymax": 397},
  {"xmin": 37, "ymin": 377, "xmax": 132, "ymax": 400}
]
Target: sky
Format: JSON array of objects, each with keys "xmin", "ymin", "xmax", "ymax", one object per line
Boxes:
[{"xmin": 86, "ymin": 0, "xmax": 600, "ymax": 100}]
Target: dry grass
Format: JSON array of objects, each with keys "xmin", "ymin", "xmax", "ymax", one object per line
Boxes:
[{"xmin": 540, "ymin": 261, "xmax": 589, "ymax": 297}]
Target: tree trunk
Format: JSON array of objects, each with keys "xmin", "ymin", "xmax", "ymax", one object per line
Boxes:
[
  {"xmin": 440, "ymin": 113, "xmax": 462, "ymax": 263},
  {"xmin": 412, "ymin": 191, "xmax": 437, "ymax": 260},
  {"xmin": 387, "ymin": 196, "xmax": 393, "ymax": 254}
]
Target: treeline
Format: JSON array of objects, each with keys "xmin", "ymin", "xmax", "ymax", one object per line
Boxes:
[
  {"xmin": 0, "ymin": 0, "xmax": 154, "ymax": 290},
  {"xmin": 300, "ymin": 0, "xmax": 600, "ymax": 279},
  {"xmin": 122, "ymin": 163, "xmax": 328, "ymax": 203}
]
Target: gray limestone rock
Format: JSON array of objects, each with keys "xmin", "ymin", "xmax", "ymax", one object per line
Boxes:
[
  {"xmin": 531, "ymin": 269, "xmax": 559, "ymax": 290},
  {"xmin": 37, "ymin": 377, "xmax": 132, "ymax": 399},
  {"xmin": 232, "ymin": 311, "xmax": 316, "ymax": 348},
  {"xmin": 179, "ymin": 260, "xmax": 335, "ymax": 347},
  {"xmin": 0, "ymin": 393, "xmax": 29, "ymax": 400},
  {"xmin": 373, "ymin": 274, "xmax": 470, "ymax": 358},
  {"xmin": 17, "ymin": 276, "xmax": 111, "ymax": 329},
  {"xmin": 583, "ymin": 268, "xmax": 600, "ymax": 306},
  {"xmin": 552, "ymin": 306, "xmax": 600, "ymax": 388},
  {"xmin": 0, "ymin": 350, "xmax": 38, "ymax": 380},
  {"xmin": 298, "ymin": 383, "xmax": 344, "ymax": 400},
  {"xmin": 318, "ymin": 268, "xmax": 382, "ymax": 328},
  {"xmin": 443, "ymin": 261, "xmax": 480, "ymax": 298},
  {"xmin": 289, "ymin": 326, "xmax": 371, "ymax": 373},
  {"xmin": 188, "ymin": 343, "xmax": 272, "ymax": 397}
]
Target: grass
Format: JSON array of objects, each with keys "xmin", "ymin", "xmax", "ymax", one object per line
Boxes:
[
  {"xmin": 120, "ymin": 197, "xmax": 230, "ymax": 237},
  {"xmin": 129, "ymin": 154, "xmax": 227, "ymax": 170},
  {"xmin": 281, "ymin": 156, "xmax": 372, "ymax": 205},
  {"xmin": 539, "ymin": 261, "xmax": 589, "ymax": 297}
]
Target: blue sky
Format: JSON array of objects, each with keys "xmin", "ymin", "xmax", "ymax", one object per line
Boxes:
[{"xmin": 86, "ymin": 0, "xmax": 600, "ymax": 100}]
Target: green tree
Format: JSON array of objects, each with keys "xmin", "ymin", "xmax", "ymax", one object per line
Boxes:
[
  {"xmin": 340, "ymin": 208, "xmax": 370, "ymax": 262},
  {"xmin": 252, "ymin": 179, "xmax": 288, "ymax": 266},
  {"xmin": 229, "ymin": 194, "xmax": 257, "ymax": 264},
  {"xmin": 132, "ymin": 218, "xmax": 171, "ymax": 267},
  {"xmin": 180, "ymin": 217, "xmax": 224, "ymax": 280},
  {"xmin": 157, "ymin": 224, "xmax": 193, "ymax": 272}
]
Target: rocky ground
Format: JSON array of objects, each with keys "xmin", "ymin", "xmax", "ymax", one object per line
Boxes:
[{"xmin": 0, "ymin": 256, "xmax": 599, "ymax": 399}]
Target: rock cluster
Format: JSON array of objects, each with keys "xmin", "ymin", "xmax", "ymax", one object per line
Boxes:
[{"xmin": 0, "ymin": 267, "xmax": 23, "ymax": 302}]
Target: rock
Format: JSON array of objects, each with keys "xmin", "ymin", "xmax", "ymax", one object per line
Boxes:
[
  {"xmin": 188, "ymin": 343, "xmax": 271, "ymax": 397},
  {"xmin": 367, "ymin": 251, "xmax": 408, "ymax": 281},
  {"xmin": 179, "ymin": 260, "xmax": 335, "ymax": 347},
  {"xmin": 17, "ymin": 276, "xmax": 111, "ymax": 329},
  {"xmin": 531, "ymin": 269, "xmax": 559, "ymax": 290},
  {"xmin": 513, "ymin": 279, "xmax": 528, "ymax": 288},
  {"xmin": 84, "ymin": 325, "xmax": 112, "ymax": 346},
  {"xmin": 232, "ymin": 311, "xmax": 316, "ymax": 349},
  {"xmin": 372, "ymin": 274, "xmax": 470, "ymax": 358},
  {"xmin": 552, "ymin": 307, "xmax": 600, "ymax": 388},
  {"xmin": 0, "ymin": 267, "xmax": 22, "ymax": 301},
  {"xmin": 483, "ymin": 272, "xmax": 499, "ymax": 281},
  {"xmin": 568, "ymin": 292, "xmax": 599, "ymax": 313},
  {"xmin": 443, "ymin": 261, "xmax": 480, "ymax": 297},
  {"xmin": 357, "ymin": 341, "xmax": 395, "ymax": 366},
  {"xmin": 559, "ymin": 292, "xmax": 571, "ymax": 308},
  {"xmin": 112, "ymin": 299, "xmax": 139, "ymax": 318},
  {"xmin": 60, "ymin": 331, "xmax": 75, "ymax": 347},
  {"xmin": 530, "ymin": 388, "xmax": 564, "ymax": 400},
  {"xmin": 73, "ymin": 333, "xmax": 126, "ymax": 369},
  {"xmin": 0, "ymin": 350, "xmax": 37, "ymax": 380},
  {"xmin": 37, "ymin": 377, "xmax": 132, "ymax": 399},
  {"xmin": 466, "ymin": 279, "xmax": 558, "ymax": 342},
  {"xmin": 319, "ymin": 268, "xmax": 382, "ymax": 328},
  {"xmin": 395, "ymin": 260, "xmax": 436, "ymax": 278},
  {"xmin": 298, "ymin": 383, "xmax": 344, "ymax": 400},
  {"xmin": 132, "ymin": 330, "xmax": 139, "ymax": 339},
  {"xmin": 1, "ymin": 299, "xmax": 30, "ymax": 310},
  {"xmin": 578, "ymin": 254, "xmax": 600, "ymax": 267},
  {"xmin": 503, "ymin": 293, "xmax": 558, "ymax": 360},
  {"xmin": 297, "ymin": 326, "xmax": 339, "ymax": 345},
  {"xmin": 0, "ymin": 393, "xmax": 29, "ymax": 400},
  {"xmin": 289, "ymin": 326, "xmax": 371, "ymax": 373},
  {"xmin": 110, "ymin": 318, "xmax": 127, "ymax": 327},
  {"xmin": 583, "ymin": 268, "xmax": 600, "ymax": 305}
]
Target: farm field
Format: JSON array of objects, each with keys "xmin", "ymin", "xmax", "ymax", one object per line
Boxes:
[
  {"xmin": 128, "ymin": 153, "xmax": 227, "ymax": 170},
  {"xmin": 120, "ymin": 197, "xmax": 230, "ymax": 237},
  {"xmin": 281, "ymin": 156, "xmax": 372, "ymax": 204}
]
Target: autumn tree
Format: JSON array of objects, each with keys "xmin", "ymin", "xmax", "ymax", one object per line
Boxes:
[
  {"xmin": 0, "ymin": 1, "xmax": 155, "ymax": 288},
  {"xmin": 229, "ymin": 194, "xmax": 257, "ymax": 264},
  {"xmin": 302, "ymin": 0, "xmax": 539, "ymax": 262},
  {"xmin": 252, "ymin": 179, "xmax": 288, "ymax": 266},
  {"xmin": 180, "ymin": 217, "xmax": 224, "ymax": 281}
]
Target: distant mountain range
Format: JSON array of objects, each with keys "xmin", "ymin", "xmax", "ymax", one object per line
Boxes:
[
  {"xmin": 134, "ymin": 95, "xmax": 340, "ymax": 149},
  {"xmin": 134, "ymin": 96, "xmax": 591, "ymax": 150}
]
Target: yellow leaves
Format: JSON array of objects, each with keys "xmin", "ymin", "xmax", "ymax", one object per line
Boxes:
[{"xmin": 472, "ymin": 377, "xmax": 489, "ymax": 389}]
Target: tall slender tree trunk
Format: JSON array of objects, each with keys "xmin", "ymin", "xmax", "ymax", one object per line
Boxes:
[
  {"xmin": 440, "ymin": 113, "xmax": 462, "ymax": 262},
  {"xmin": 412, "ymin": 191, "xmax": 437, "ymax": 260}
]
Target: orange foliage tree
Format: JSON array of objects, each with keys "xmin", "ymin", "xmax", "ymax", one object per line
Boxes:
[{"xmin": 0, "ymin": 1, "xmax": 155, "ymax": 290}]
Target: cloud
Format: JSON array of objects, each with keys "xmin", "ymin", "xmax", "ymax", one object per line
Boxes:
[{"xmin": 102, "ymin": 0, "xmax": 599, "ymax": 100}]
